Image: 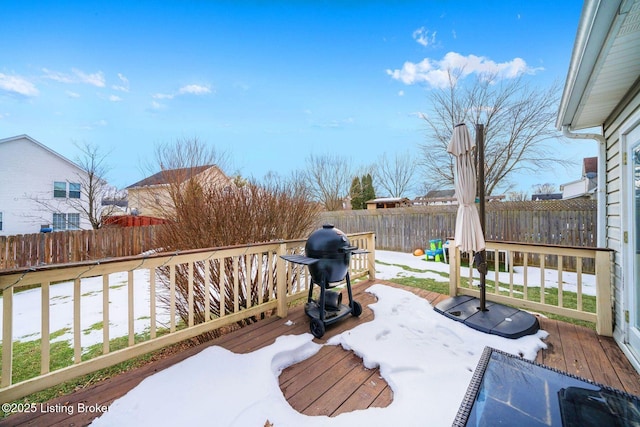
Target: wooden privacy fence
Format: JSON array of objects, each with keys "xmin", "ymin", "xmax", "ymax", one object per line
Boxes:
[
  {"xmin": 1, "ymin": 199, "xmax": 596, "ymax": 272},
  {"xmin": 320, "ymin": 199, "xmax": 597, "ymax": 271},
  {"xmin": 0, "ymin": 232, "xmax": 377, "ymax": 403},
  {"xmin": 0, "ymin": 226, "xmax": 161, "ymax": 271}
]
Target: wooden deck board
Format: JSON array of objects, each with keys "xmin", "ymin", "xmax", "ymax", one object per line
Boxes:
[
  {"xmin": 2, "ymin": 279, "xmax": 640, "ymax": 427},
  {"xmin": 333, "ymin": 370, "xmax": 389, "ymax": 416},
  {"xmin": 556, "ymin": 320, "xmax": 592, "ymax": 378}
]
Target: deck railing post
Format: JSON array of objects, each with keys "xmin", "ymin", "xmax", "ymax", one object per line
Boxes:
[
  {"xmin": 2, "ymin": 285, "xmax": 13, "ymax": 388},
  {"xmin": 367, "ymin": 233, "xmax": 376, "ymax": 280},
  {"xmin": 595, "ymin": 249, "xmax": 613, "ymax": 336},
  {"xmin": 449, "ymin": 246, "xmax": 459, "ymax": 296},
  {"xmin": 276, "ymin": 242, "xmax": 288, "ymax": 318}
]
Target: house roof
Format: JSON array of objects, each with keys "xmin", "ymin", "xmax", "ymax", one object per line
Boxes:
[
  {"xmin": 557, "ymin": 0, "xmax": 640, "ymax": 131},
  {"xmin": 532, "ymin": 193, "xmax": 563, "ymax": 201},
  {"xmin": 366, "ymin": 197, "xmax": 411, "ymax": 204},
  {"xmin": 423, "ymin": 189, "xmax": 456, "ymax": 199},
  {"xmin": 127, "ymin": 165, "xmax": 223, "ymax": 189},
  {"xmin": 0, "ymin": 134, "xmax": 85, "ymax": 173}
]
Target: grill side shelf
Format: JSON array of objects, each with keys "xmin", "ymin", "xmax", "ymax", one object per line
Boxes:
[{"xmin": 280, "ymin": 255, "xmax": 320, "ymax": 265}]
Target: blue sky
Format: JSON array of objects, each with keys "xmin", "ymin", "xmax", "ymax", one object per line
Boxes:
[{"xmin": 0, "ymin": 0, "xmax": 593, "ymax": 195}]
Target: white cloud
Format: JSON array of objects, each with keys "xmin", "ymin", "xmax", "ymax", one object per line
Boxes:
[
  {"xmin": 66, "ymin": 91, "xmax": 80, "ymax": 98},
  {"xmin": 150, "ymin": 83, "xmax": 212, "ymax": 108},
  {"xmin": 0, "ymin": 73, "xmax": 39, "ymax": 97},
  {"xmin": 386, "ymin": 51, "xmax": 543, "ymax": 87},
  {"xmin": 314, "ymin": 117, "xmax": 355, "ymax": 129},
  {"xmin": 412, "ymin": 27, "xmax": 437, "ymax": 47},
  {"xmin": 109, "ymin": 95, "xmax": 122, "ymax": 102},
  {"xmin": 79, "ymin": 119, "xmax": 108, "ymax": 130},
  {"xmin": 398, "ymin": 90, "xmax": 405, "ymax": 96},
  {"xmin": 112, "ymin": 73, "xmax": 130, "ymax": 92},
  {"xmin": 42, "ymin": 68, "xmax": 75, "ymax": 84},
  {"xmin": 178, "ymin": 84, "xmax": 212, "ymax": 95},
  {"xmin": 72, "ymin": 68, "xmax": 105, "ymax": 87},
  {"xmin": 150, "ymin": 100, "xmax": 166, "ymax": 110},
  {"xmin": 42, "ymin": 68, "xmax": 105, "ymax": 87},
  {"xmin": 152, "ymin": 93, "xmax": 174, "ymax": 100}
]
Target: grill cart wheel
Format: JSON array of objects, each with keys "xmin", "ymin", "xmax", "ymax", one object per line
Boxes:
[
  {"xmin": 352, "ymin": 301, "xmax": 362, "ymax": 317},
  {"xmin": 310, "ymin": 317, "xmax": 326, "ymax": 339}
]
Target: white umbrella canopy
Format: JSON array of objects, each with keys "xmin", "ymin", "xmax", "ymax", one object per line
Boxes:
[{"xmin": 447, "ymin": 123, "xmax": 486, "ymax": 253}]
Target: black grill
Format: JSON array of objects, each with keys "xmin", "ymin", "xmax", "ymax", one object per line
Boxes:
[{"xmin": 281, "ymin": 224, "xmax": 366, "ymax": 338}]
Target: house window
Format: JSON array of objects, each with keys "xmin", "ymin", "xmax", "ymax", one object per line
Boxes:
[
  {"xmin": 54, "ymin": 182, "xmax": 67, "ymax": 198},
  {"xmin": 53, "ymin": 213, "xmax": 66, "ymax": 231},
  {"xmin": 53, "ymin": 213, "xmax": 81, "ymax": 231},
  {"xmin": 54, "ymin": 181, "xmax": 82, "ymax": 199},
  {"xmin": 67, "ymin": 213, "xmax": 80, "ymax": 230},
  {"xmin": 69, "ymin": 183, "xmax": 81, "ymax": 199}
]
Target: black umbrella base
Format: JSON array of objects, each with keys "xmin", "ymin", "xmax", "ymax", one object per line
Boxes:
[{"xmin": 434, "ymin": 295, "xmax": 540, "ymax": 339}]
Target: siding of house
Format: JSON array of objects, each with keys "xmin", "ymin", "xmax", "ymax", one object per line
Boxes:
[
  {"xmin": 0, "ymin": 136, "xmax": 91, "ymax": 236},
  {"xmin": 603, "ymin": 81, "xmax": 640, "ymax": 341},
  {"xmin": 561, "ymin": 179, "xmax": 589, "ymax": 199}
]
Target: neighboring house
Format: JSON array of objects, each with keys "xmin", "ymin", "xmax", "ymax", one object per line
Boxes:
[
  {"xmin": 366, "ymin": 197, "xmax": 412, "ymax": 210},
  {"xmin": 531, "ymin": 193, "xmax": 563, "ymax": 201},
  {"xmin": 560, "ymin": 157, "xmax": 598, "ymax": 199},
  {"xmin": 414, "ymin": 189, "xmax": 457, "ymax": 206},
  {"xmin": 126, "ymin": 165, "xmax": 231, "ymax": 218},
  {"xmin": 0, "ymin": 135, "xmax": 91, "ymax": 236},
  {"xmin": 414, "ymin": 190, "xmax": 506, "ymax": 205},
  {"xmin": 557, "ymin": 0, "xmax": 640, "ymax": 373}
]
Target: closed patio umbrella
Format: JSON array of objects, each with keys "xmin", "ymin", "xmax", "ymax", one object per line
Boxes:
[
  {"xmin": 436, "ymin": 123, "xmax": 539, "ymax": 337},
  {"xmin": 447, "ymin": 123, "xmax": 486, "ymax": 254}
]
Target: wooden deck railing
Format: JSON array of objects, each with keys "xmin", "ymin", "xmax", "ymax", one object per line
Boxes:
[
  {"xmin": 0, "ymin": 232, "xmax": 376, "ymax": 403},
  {"xmin": 447, "ymin": 241, "xmax": 613, "ymax": 336}
]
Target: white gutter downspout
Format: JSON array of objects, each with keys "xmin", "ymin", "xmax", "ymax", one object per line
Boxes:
[{"xmin": 562, "ymin": 125, "xmax": 606, "ymax": 247}]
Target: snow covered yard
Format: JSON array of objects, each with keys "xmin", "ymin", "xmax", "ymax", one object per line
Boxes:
[{"xmin": 0, "ymin": 270, "xmax": 172, "ymax": 352}]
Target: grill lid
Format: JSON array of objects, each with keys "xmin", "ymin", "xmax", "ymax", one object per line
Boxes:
[{"xmin": 305, "ymin": 224, "xmax": 354, "ymax": 258}]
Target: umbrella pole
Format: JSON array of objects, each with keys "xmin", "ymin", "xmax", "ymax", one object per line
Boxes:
[{"xmin": 476, "ymin": 123, "xmax": 487, "ymax": 312}]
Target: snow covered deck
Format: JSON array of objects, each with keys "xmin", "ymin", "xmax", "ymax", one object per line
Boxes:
[{"xmin": 3, "ymin": 279, "xmax": 639, "ymax": 426}]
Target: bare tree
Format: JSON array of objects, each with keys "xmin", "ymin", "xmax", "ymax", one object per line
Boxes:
[
  {"xmin": 71, "ymin": 142, "xmax": 118, "ymax": 229},
  {"xmin": 374, "ymin": 150, "xmax": 417, "ymax": 197},
  {"xmin": 144, "ymin": 137, "xmax": 232, "ymax": 220},
  {"xmin": 419, "ymin": 70, "xmax": 572, "ymax": 195},
  {"xmin": 507, "ymin": 190, "xmax": 529, "ymax": 201},
  {"xmin": 28, "ymin": 141, "xmax": 118, "ymax": 229},
  {"xmin": 304, "ymin": 153, "xmax": 353, "ymax": 211},
  {"xmin": 531, "ymin": 183, "xmax": 558, "ymax": 194},
  {"xmin": 151, "ymin": 138, "xmax": 319, "ymax": 341}
]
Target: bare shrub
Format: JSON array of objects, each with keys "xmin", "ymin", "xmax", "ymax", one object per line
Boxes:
[{"xmin": 155, "ymin": 169, "xmax": 319, "ymax": 341}]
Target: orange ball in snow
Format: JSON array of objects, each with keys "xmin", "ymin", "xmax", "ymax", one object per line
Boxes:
[{"xmin": 413, "ymin": 248, "xmax": 424, "ymax": 256}]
